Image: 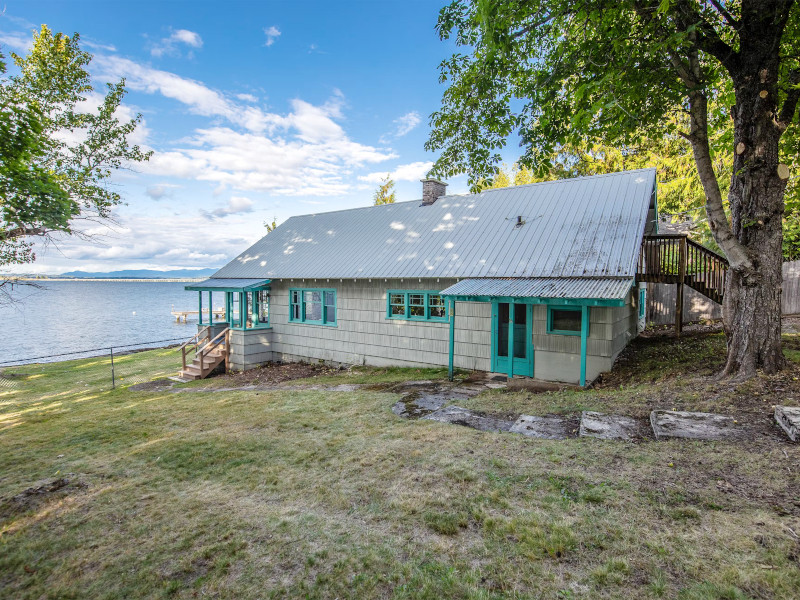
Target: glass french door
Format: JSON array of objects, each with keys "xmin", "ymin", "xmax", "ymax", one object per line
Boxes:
[{"xmin": 492, "ymin": 301, "xmax": 533, "ymax": 377}]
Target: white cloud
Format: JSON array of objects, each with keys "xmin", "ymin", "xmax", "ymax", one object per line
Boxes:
[
  {"xmin": 206, "ymin": 196, "xmax": 255, "ymax": 219},
  {"xmin": 94, "ymin": 55, "xmax": 278, "ymax": 132},
  {"xmin": 359, "ymin": 161, "xmax": 433, "ymax": 184},
  {"xmin": 151, "ymin": 28, "xmax": 203, "ymax": 57},
  {"xmin": 393, "ymin": 111, "xmax": 421, "ymax": 137},
  {"xmin": 146, "ymin": 183, "xmax": 180, "ymax": 200},
  {"xmin": 0, "ymin": 31, "xmax": 32, "ymax": 52},
  {"xmin": 83, "ymin": 39, "xmax": 117, "ymax": 52},
  {"xmin": 236, "ymin": 93, "xmax": 259, "ymax": 103},
  {"xmin": 264, "ymin": 26, "xmax": 281, "ymax": 47}
]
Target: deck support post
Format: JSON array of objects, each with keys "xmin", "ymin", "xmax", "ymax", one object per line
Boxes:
[
  {"xmin": 448, "ymin": 299, "xmax": 456, "ymax": 381},
  {"xmin": 198, "ymin": 292, "xmax": 203, "ymax": 325},
  {"xmin": 676, "ymin": 236, "xmax": 686, "ymax": 336},
  {"xmin": 580, "ymin": 305, "xmax": 588, "ymax": 387}
]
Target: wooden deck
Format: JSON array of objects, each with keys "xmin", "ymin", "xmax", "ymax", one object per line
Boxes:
[{"xmin": 637, "ymin": 234, "xmax": 729, "ymax": 334}]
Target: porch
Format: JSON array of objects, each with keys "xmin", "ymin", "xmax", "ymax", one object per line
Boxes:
[{"xmin": 441, "ymin": 278, "xmax": 638, "ymax": 387}]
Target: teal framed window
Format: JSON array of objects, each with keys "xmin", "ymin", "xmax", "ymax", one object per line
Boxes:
[
  {"xmin": 289, "ymin": 288, "xmax": 337, "ymax": 326},
  {"xmin": 638, "ymin": 288, "xmax": 646, "ymax": 318},
  {"xmin": 386, "ymin": 290, "xmax": 448, "ymax": 322},
  {"xmin": 547, "ymin": 306, "xmax": 583, "ymax": 336},
  {"xmin": 226, "ymin": 289, "xmax": 270, "ymax": 330}
]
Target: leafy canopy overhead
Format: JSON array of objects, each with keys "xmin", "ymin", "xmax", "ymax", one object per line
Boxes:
[
  {"xmin": 0, "ymin": 26, "xmax": 151, "ymax": 266},
  {"xmin": 425, "ymin": 1, "xmax": 797, "ymax": 190}
]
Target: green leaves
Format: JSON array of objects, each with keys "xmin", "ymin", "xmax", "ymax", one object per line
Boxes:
[{"xmin": 0, "ymin": 26, "xmax": 151, "ymax": 266}]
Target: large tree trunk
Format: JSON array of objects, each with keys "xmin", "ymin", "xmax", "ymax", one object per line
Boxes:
[
  {"xmin": 722, "ymin": 64, "xmax": 787, "ymax": 377},
  {"xmin": 719, "ymin": 8, "xmax": 789, "ymax": 377},
  {"xmin": 682, "ymin": 1, "xmax": 792, "ymax": 379}
]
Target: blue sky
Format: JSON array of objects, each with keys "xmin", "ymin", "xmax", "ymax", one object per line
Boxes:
[{"xmin": 0, "ymin": 0, "xmax": 503, "ymax": 274}]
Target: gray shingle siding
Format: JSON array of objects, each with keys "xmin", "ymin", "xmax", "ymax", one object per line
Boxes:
[{"xmin": 227, "ymin": 279, "xmax": 636, "ymax": 384}]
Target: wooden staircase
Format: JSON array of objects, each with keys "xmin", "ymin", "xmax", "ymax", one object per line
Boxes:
[
  {"xmin": 179, "ymin": 326, "xmax": 230, "ymax": 380},
  {"xmin": 637, "ymin": 234, "xmax": 729, "ymax": 333}
]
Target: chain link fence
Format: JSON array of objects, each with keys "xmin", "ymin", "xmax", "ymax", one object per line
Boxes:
[{"xmin": 0, "ymin": 338, "xmax": 189, "ymax": 391}]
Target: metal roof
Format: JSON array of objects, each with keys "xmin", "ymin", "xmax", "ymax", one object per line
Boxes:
[
  {"xmin": 185, "ymin": 278, "xmax": 271, "ymax": 291},
  {"xmin": 212, "ymin": 169, "xmax": 656, "ymax": 280},
  {"xmin": 439, "ymin": 277, "xmax": 635, "ymax": 300}
]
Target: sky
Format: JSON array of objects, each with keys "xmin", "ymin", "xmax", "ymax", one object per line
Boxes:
[{"xmin": 0, "ymin": 0, "xmax": 505, "ymax": 275}]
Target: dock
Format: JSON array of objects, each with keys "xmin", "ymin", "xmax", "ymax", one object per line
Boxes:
[{"xmin": 171, "ymin": 306, "xmax": 226, "ymax": 323}]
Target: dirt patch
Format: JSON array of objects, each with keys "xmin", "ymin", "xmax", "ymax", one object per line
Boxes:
[
  {"xmin": 1, "ymin": 475, "xmax": 87, "ymax": 520},
  {"xmin": 129, "ymin": 378, "xmax": 175, "ymax": 392},
  {"xmin": 206, "ymin": 362, "xmax": 341, "ymax": 387}
]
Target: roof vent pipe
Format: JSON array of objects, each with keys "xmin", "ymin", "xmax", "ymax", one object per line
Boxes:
[{"xmin": 420, "ymin": 178, "xmax": 448, "ymax": 205}]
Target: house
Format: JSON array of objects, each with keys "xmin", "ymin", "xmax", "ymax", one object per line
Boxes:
[{"xmin": 184, "ymin": 169, "xmax": 661, "ymax": 385}]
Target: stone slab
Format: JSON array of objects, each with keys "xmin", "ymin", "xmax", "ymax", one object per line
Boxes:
[
  {"xmin": 579, "ymin": 411, "xmax": 643, "ymax": 440},
  {"xmin": 775, "ymin": 406, "xmax": 800, "ymax": 442},
  {"xmin": 393, "ymin": 393, "xmax": 451, "ymax": 418},
  {"xmin": 650, "ymin": 410, "xmax": 743, "ymax": 441},
  {"xmin": 509, "ymin": 414, "xmax": 570, "ymax": 440},
  {"xmin": 423, "ymin": 406, "xmax": 514, "ymax": 432}
]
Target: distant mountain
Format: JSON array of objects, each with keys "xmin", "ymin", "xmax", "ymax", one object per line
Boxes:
[{"xmin": 58, "ymin": 268, "xmax": 218, "ymax": 279}]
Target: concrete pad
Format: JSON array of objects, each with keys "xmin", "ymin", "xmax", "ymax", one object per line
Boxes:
[
  {"xmin": 579, "ymin": 411, "xmax": 643, "ymax": 440},
  {"xmin": 650, "ymin": 410, "xmax": 743, "ymax": 441},
  {"xmin": 509, "ymin": 415, "xmax": 570, "ymax": 440},
  {"xmin": 775, "ymin": 406, "xmax": 800, "ymax": 442},
  {"xmin": 423, "ymin": 406, "xmax": 514, "ymax": 432}
]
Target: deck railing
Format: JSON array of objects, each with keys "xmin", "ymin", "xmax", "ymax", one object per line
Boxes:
[{"xmin": 637, "ymin": 234, "xmax": 729, "ymax": 332}]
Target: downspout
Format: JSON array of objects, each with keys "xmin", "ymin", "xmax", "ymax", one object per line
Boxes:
[
  {"xmin": 448, "ymin": 299, "xmax": 456, "ymax": 381},
  {"xmin": 580, "ymin": 305, "xmax": 589, "ymax": 387}
]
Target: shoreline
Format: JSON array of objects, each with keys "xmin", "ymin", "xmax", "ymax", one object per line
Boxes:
[{"xmin": 6, "ymin": 277, "xmax": 206, "ymax": 283}]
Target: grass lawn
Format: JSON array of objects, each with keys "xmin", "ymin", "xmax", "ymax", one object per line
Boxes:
[{"xmin": 1, "ymin": 332, "xmax": 800, "ymax": 599}]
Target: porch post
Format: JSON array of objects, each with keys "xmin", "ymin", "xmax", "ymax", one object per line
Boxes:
[
  {"xmin": 208, "ymin": 291, "xmax": 213, "ymax": 324},
  {"xmin": 448, "ymin": 299, "xmax": 456, "ymax": 381},
  {"xmin": 198, "ymin": 291, "xmax": 203, "ymax": 325},
  {"xmin": 580, "ymin": 305, "xmax": 589, "ymax": 387},
  {"xmin": 507, "ymin": 302, "xmax": 515, "ymax": 379},
  {"xmin": 239, "ymin": 291, "xmax": 246, "ymax": 330},
  {"xmin": 225, "ymin": 292, "xmax": 231, "ymax": 324}
]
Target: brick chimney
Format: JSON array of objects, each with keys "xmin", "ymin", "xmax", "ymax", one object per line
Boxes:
[{"xmin": 420, "ymin": 178, "xmax": 448, "ymax": 205}]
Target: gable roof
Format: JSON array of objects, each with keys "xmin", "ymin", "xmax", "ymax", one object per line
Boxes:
[{"xmin": 212, "ymin": 168, "xmax": 656, "ymax": 281}]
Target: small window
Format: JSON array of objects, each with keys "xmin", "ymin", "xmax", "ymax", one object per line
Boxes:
[
  {"xmin": 289, "ymin": 288, "xmax": 337, "ymax": 326},
  {"xmin": 429, "ymin": 294, "xmax": 445, "ymax": 319},
  {"xmin": 547, "ymin": 306, "xmax": 583, "ymax": 335},
  {"xmin": 258, "ymin": 290, "xmax": 270, "ymax": 324},
  {"xmin": 386, "ymin": 291, "xmax": 448, "ymax": 322},
  {"xmin": 409, "ymin": 293, "xmax": 425, "ymax": 317}
]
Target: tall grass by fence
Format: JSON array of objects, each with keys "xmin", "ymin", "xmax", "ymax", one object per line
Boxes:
[
  {"xmin": 0, "ymin": 338, "xmax": 186, "ymax": 391},
  {"xmin": 647, "ymin": 260, "xmax": 800, "ymax": 324}
]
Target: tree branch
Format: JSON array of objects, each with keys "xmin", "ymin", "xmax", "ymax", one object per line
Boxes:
[
  {"xmin": 0, "ymin": 226, "xmax": 49, "ymax": 241},
  {"xmin": 685, "ymin": 90, "xmax": 753, "ymax": 274},
  {"xmin": 672, "ymin": 0, "xmax": 740, "ymax": 73},
  {"xmin": 708, "ymin": 0, "xmax": 740, "ymax": 30}
]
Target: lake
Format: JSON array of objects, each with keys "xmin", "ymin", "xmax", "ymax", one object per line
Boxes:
[{"xmin": 2, "ymin": 281, "xmax": 209, "ymax": 364}]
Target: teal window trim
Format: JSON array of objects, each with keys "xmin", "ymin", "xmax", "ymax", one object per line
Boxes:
[
  {"xmin": 224, "ymin": 290, "xmax": 271, "ymax": 331},
  {"xmin": 547, "ymin": 305, "xmax": 584, "ymax": 336},
  {"xmin": 289, "ymin": 288, "xmax": 337, "ymax": 326},
  {"xmin": 386, "ymin": 290, "xmax": 448, "ymax": 322},
  {"xmin": 638, "ymin": 288, "xmax": 646, "ymax": 318}
]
